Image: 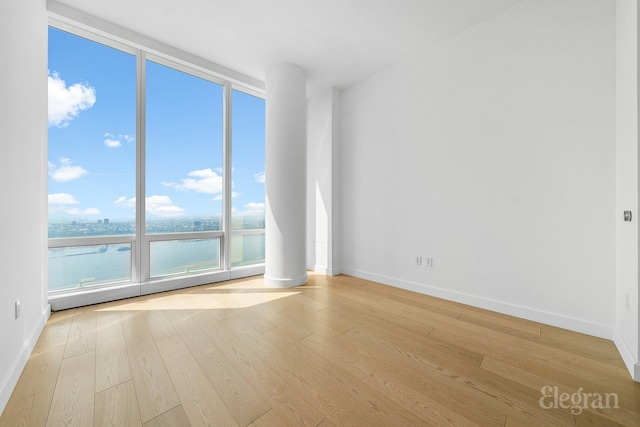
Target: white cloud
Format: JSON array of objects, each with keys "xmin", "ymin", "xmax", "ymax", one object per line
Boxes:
[
  {"xmin": 104, "ymin": 132, "xmax": 134, "ymax": 148},
  {"xmin": 114, "ymin": 196, "xmax": 136, "ymax": 208},
  {"xmin": 163, "ymin": 168, "xmax": 223, "ymax": 195},
  {"xmin": 66, "ymin": 207, "xmax": 101, "ymax": 216},
  {"xmin": 116, "ymin": 195, "xmax": 184, "ymax": 218},
  {"xmin": 48, "ymin": 71, "xmax": 96, "ymax": 127},
  {"xmin": 235, "ymin": 202, "xmax": 265, "ymax": 216},
  {"xmin": 50, "ymin": 158, "xmax": 88, "ymax": 183},
  {"xmin": 146, "ymin": 195, "xmax": 185, "ymax": 218},
  {"xmin": 48, "ymin": 193, "xmax": 99, "ymax": 216},
  {"xmin": 244, "ymin": 202, "xmax": 265, "ymax": 214},
  {"xmin": 255, "ymin": 172, "xmax": 265, "ymax": 183},
  {"xmin": 104, "ymin": 139, "xmax": 121, "ymax": 148},
  {"xmin": 48, "ymin": 193, "xmax": 79, "ymax": 205}
]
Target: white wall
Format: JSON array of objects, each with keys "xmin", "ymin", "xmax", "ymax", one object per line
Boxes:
[
  {"xmin": 615, "ymin": 0, "xmax": 640, "ymax": 381},
  {"xmin": 340, "ymin": 0, "xmax": 616, "ymax": 338},
  {"xmin": 307, "ymin": 87, "xmax": 341, "ymax": 275},
  {"xmin": 0, "ymin": 0, "xmax": 50, "ymax": 415}
]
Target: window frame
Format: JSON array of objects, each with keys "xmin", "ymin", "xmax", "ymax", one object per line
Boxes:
[{"xmin": 47, "ymin": 18, "xmax": 266, "ymax": 309}]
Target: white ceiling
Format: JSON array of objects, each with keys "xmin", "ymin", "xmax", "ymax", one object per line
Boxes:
[{"xmin": 53, "ymin": 0, "xmax": 523, "ymax": 89}]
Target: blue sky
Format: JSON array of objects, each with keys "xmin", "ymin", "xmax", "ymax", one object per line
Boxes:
[{"xmin": 48, "ymin": 27, "xmax": 265, "ymax": 224}]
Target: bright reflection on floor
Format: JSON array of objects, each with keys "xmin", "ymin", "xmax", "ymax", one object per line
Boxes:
[{"xmin": 97, "ymin": 278, "xmax": 300, "ymax": 311}]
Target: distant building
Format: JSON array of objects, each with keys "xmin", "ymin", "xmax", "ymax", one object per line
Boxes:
[
  {"xmin": 104, "ymin": 218, "xmax": 109, "ymax": 225},
  {"xmin": 97, "ymin": 219, "xmax": 103, "ymax": 224}
]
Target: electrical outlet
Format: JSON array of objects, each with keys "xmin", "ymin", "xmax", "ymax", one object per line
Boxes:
[
  {"xmin": 15, "ymin": 300, "xmax": 20, "ymax": 319},
  {"xmin": 415, "ymin": 256, "xmax": 422, "ymax": 266},
  {"xmin": 425, "ymin": 257, "xmax": 433, "ymax": 267}
]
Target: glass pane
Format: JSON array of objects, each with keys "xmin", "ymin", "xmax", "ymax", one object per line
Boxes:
[
  {"xmin": 48, "ymin": 27, "xmax": 136, "ymax": 239},
  {"xmin": 230, "ymin": 233, "xmax": 265, "ymax": 267},
  {"xmin": 231, "ymin": 90, "xmax": 265, "ymax": 266},
  {"xmin": 145, "ymin": 60, "xmax": 224, "ymax": 234},
  {"xmin": 48, "ymin": 243, "xmax": 132, "ymax": 291},
  {"xmin": 150, "ymin": 239, "xmax": 220, "ymax": 278}
]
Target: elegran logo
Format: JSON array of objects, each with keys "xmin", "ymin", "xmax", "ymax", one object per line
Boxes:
[{"xmin": 539, "ymin": 386, "xmax": 619, "ymax": 415}]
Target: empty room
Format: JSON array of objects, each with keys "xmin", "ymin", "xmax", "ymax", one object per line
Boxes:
[{"xmin": 1, "ymin": 0, "xmax": 640, "ymax": 426}]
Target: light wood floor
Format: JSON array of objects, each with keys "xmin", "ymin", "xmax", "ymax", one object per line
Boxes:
[{"xmin": 1, "ymin": 273, "xmax": 639, "ymax": 426}]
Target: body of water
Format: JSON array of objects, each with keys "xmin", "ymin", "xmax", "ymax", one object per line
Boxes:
[{"xmin": 48, "ymin": 235, "xmax": 265, "ymax": 291}]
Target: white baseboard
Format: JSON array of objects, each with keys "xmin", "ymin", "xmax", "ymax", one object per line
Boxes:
[
  {"xmin": 50, "ymin": 283, "xmax": 141, "ymax": 311},
  {"xmin": 0, "ymin": 304, "xmax": 50, "ymax": 416},
  {"xmin": 313, "ymin": 265, "xmax": 342, "ymax": 276},
  {"xmin": 341, "ymin": 268, "xmax": 613, "ymax": 340},
  {"xmin": 613, "ymin": 328, "xmax": 640, "ymax": 382}
]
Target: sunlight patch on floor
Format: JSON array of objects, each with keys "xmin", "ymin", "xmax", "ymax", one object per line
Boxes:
[{"xmin": 97, "ymin": 290, "xmax": 299, "ymax": 311}]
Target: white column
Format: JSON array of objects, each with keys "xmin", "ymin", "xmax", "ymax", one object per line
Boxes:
[{"xmin": 264, "ymin": 63, "xmax": 308, "ymax": 287}]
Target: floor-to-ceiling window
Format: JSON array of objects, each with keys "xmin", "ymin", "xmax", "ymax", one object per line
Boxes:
[
  {"xmin": 48, "ymin": 26, "xmax": 137, "ymax": 292},
  {"xmin": 230, "ymin": 89, "xmax": 266, "ymax": 267},
  {"xmin": 47, "ymin": 23, "xmax": 265, "ymax": 304},
  {"xmin": 145, "ymin": 59, "xmax": 225, "ymax": 279}
]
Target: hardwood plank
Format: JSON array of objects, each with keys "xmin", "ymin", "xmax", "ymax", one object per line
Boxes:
[
  {"xmin": 429, "ymin": 328, "xmax": 639, "ymax": 424},
  {"xmin": 481, "ymin": 356, "xmax": 568, "ymax": 394},
  {"xmin": 350, "ymin": 325, "xmax": 575, "ymax": 426},
  {"xmin": 121, "ymin": 312, "xmax": 180, "ymax": 423},
  {"xmin": 504, "ymin": 415, "xmax": 538, "ymax": 427},
  {"xmin": 427, "ymin": 320, "xmax": 634, "ymax": 393},
  {"xmin": 343, "ymin": 306, "xmax": 483, "ymax": 368},
  {"xmin": 95, "ymin": 381, "xmax": 142, "ymax": 427},
  {"xmin": 33, "ymin": 311, "xmax": 74, "ymax": 353},
  {"xmin": 457, "ymin": 313, "xmax": 542, "ymax": 339},
  {"xmin": 165, "ymin": 310, "xmax": 270, "ymax": 426},
  {"xmin": 262, "ymin": 326, "xmax": 429, "ymax": 426},
  {"xmin": 192, "ymin": 311, "xmax": 325, "ymax": 426},
  {"xmin": 301, "ymin": 328, "xmax": 485, "ymax": 426},
  {"xmin": 95, "ymin": 311, "xmax": 131, "ymax": 393},
  {"xmin": 4, "ymin": 273, "xmax": 640, "ymax": 426},
  {"xmin": 403, "ymin": 301, "xmax": 632, "ymax": 382},
  {"xmin": 288, "ymin": 292, "xmax": 329, "ymax": 312},
  {"xmin": 155, "ymin": 334, "xmax": 238, "ymax": 427},
  {"xmin": 316, "ymin": 418, "xmax": 338, "ymax": 427},
  {"xmin": 537, "ymin": 324, "xmax": 624, "ymax": 366},
  {"xmin": 445, "ymin": 329, "xmax": 640, "ymax": 415},
  {"xmin": 247, "ymin": 303, "xmax": 312, "ymax": 340},
  {"xmin": 277, "ymin": 303, "xmax": 344, "ymax": 337},
  {"xmin": 480, "ymin": 352, "xmax": 640, "ymax": 426},
  {"xmin": 332, "ymin": 275, "xmax": 459, "ymax": 311},
  {"xmin": 247, "ymin": 409, "xmax": 287, "ymax": 427},
  {"xmin": 313, "ymin": 306, "xmax": 356, "ymax": 334},
  {"xmin": 575, "ymin": 410, "xmax": 627, "ymax": 427},
  {"xmin": 46, "ymin": 351, "xmax": 95, "ymax": 427},
  {"xmin": 233, "ymin": 307, "xmax": 276, "ymax": 334},
  {"xmin": 0, "ymin": 346, "xmax": 64, "ymax": 427},
  {"xmin": 63, "ymin": 310, "xmax": 96, "ymax": 359},
  {"xmin": 326, "ymin": 289, "xmax": 437, "ymax": 339},
  {"xmin": 143, "ymin": 405, "xmax": 191, "ymax": 427},
  {"xmin": 343, "ymin": 327, "xmax": 506, "ymax": 426},
  {"xmin": 326, "ymin": 276, "xmax": 387, "ymax": 303},
  {"xmin": 143, "ymin": 310, "xmax": 178, "ymax": 342},
  {"xmin": 455, "ymin": 303, "xmax": 542, "ymax": 336}
]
